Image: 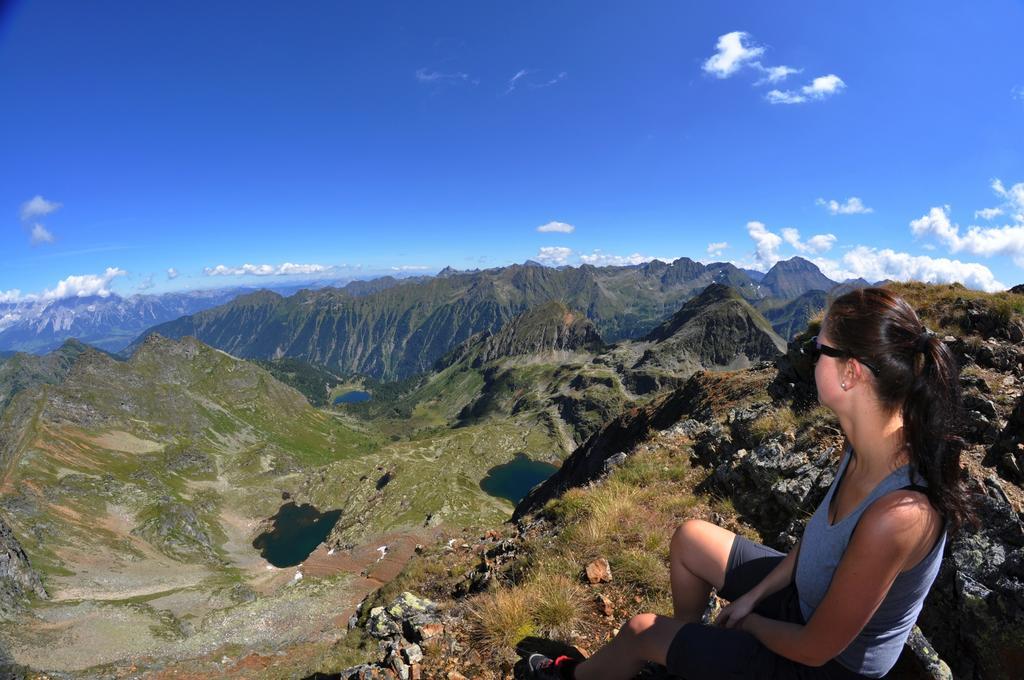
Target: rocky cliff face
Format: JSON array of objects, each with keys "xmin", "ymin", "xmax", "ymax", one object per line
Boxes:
[
  {"xmin": 437, "ymin": 301, "xmax": 604, "ymax": 370},
  {"xmin": 0, "ymin": 516, "xmax": 46, "ymax": 620}
]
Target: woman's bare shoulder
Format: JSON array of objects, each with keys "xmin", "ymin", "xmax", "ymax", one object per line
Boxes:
[{"xmin": 856, "ymin": 489, "xmax": 943, "ymax": 569}]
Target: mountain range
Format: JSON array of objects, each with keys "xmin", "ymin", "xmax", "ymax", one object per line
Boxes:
[{"xmin": 127, "ymin": 256, "xmax": 845, "ymax": 381}]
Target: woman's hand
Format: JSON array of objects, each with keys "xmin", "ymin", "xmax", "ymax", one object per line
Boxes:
[{"xmin": 715, "ymin": 591, "xmax": 759, "ymax": 629}]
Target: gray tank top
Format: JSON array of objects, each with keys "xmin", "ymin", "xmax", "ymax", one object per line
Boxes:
[{"xmin": 795, "ymin": 445, "xmax": 946, "ymax": 678}]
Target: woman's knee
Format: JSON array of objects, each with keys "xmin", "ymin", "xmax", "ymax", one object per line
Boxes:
[
  {"xmin": 669, "ymin": 519, "xmax": 733, "ymax": 590},
  {"xmin": 622, "ymin": 612, "xmax": 658, "ymax": 639},
  {"xmin": 671, "ymin": 519, "xmax": 707, "ymax": 556}
]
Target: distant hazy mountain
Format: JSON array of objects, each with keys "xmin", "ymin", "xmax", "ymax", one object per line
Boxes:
[
  {"xmin": 0, "ymin": 289, "xmax": 246, "ymax": 354},
  {"xmin": 757, "ymin": 290, "xmax": 830, "ymax": 340},
  {"xmin": 130, "ymin": 258, "xmax": 784, "ymax": 380},
  {"xmin": 0, "ymin": 276, "xmax": 412, "ymax": 355}
]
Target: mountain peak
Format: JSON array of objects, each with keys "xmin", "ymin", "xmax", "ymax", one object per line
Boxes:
[{"xmin": 761, "ymin": 257, "xmax": 836, "ymax": 299}]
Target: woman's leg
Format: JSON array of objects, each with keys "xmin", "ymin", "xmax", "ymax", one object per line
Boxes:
[
  {"xmin": 574, "ymin": 613, "xmax": 686, "ymax": 680},
  {"xmin": 668, "ymin": 519, "xmax": 736, "ymax": 621}
]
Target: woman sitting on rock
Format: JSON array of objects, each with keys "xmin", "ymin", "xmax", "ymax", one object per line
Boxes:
[{"xmin": 529, "ymin": 287, "xmax": 970, "ymax": 679}]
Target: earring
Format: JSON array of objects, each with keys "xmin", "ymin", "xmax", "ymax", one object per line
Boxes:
[{"xmin": 841, "ymin": 382, "xmax": 847, "ymax": 390}]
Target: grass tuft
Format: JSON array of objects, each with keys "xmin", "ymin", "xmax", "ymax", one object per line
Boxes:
[{"xmin": 470, "ymin": 588, "xmax": 537, "ymax": 659}]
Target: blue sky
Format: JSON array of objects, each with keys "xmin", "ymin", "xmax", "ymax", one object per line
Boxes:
[{"xmin": 2, "ymin": 1, "xmax": 1023, "ymax": 300}]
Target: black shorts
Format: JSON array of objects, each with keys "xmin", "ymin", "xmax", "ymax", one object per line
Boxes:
[{"xmin": 665, "ymin": 535, "xmax": 867, "ymax": 680}]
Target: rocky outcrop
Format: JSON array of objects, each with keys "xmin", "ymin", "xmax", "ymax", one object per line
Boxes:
[
  {"xmin": 330, "ymin": 591, "xmax": 443, "ymax": 680},
  {"xmin": 131, "ymin": 500, "xmax": 219, "ymax": 564},
  {"xmin": 0, "ymin": 515, "xmax": 46, "ymax": 620},
  {"xmin": 943, "ymin": 297, "xmax": 1024, "ymax": 343},
  {"xmin": 989, "ymin": 394, "xmax": 1024, "ymax": 482},
  {"xmin": 916, "ymin": 482, "xmax": 1024, "ymax": 680}
]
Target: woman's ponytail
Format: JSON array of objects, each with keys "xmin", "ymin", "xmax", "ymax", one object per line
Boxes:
[{"xmin": 901, "ymin": 331, "xmax": 972, "ymax": 533}]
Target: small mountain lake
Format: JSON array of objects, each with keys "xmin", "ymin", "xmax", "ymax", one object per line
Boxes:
[
  {"xmin": 252, "ymin": 502, "xmax": 343, "ymax": 567},
  {"xmin": 334, "ymin": 390, "xmax": 371, "ymax": 405},
  {"xmin": 479, "ymin": 453, "xmax": 558, "ymax": 504}
]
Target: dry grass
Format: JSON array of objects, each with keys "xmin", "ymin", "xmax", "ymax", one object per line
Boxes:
[
  {"xmin": 748, "ymin": 408, "xmax": 799, "ymax": 444},
  {"xmin": 885, "ymin": 281, "xmax": 1024, "ymax": 335},
  {"xmin": 469, "ymin": 588, "xmax": 537, "ymax": 659},
  {"xmin": 524, "ymin": 574, "xmax": 585, "ymax": 637},
  {"xmin": 467, "ymin": 435, "xmax": 757, "ymax": 662}
]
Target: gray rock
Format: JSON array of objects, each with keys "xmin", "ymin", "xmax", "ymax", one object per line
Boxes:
[
  {"xmin": 366, "ymin": 606, "xmax": 401, "ymax": 640},
  {"xmin": 0, "ymin": 514, "xmax": 46, "ymax": 620}
]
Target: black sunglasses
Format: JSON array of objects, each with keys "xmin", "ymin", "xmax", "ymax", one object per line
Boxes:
[{"xmin": 800, "ymin": 336, "xmax": 879, "ymax": 375}]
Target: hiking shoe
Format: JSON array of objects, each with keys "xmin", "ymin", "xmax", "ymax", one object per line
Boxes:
[{"xmin": 527, "ymin": 653, "xmax": 576, "ymax": 679}]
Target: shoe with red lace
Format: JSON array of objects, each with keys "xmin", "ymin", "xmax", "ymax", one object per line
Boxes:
[{"xmin": 527, "ymin": 653, "xmax": 578, "ymax": 679}]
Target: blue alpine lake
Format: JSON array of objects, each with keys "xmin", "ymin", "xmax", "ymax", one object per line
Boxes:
[
  {"xmin": 479, "ymin": 453, "xmax": 559, "ymax": 504},
  {"xmin": 333, "ymin": 390, "xmax": 372, "ymax": 405},
  {"xmin": 252, "ymin": 502, "xmax": 343, "ymax": 567}
]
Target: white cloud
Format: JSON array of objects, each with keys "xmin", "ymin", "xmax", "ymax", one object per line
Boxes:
[
  {"xmin": 703, "ymin": 32, "xmax": 843, "ymax": 106},
  {"xmin": 20, "ymin": 195, "xmax": 61, "ymax": 221},
  {"xmin": 203, "ymin": 262, "xmax": 332, "ymax": 277},
  {"xmin": 813, "ymin": 247, "xmax": 1004, "ymax": 293},
  {"xmin": 390, "ymin": 265, "xmax": 431, "ymax": 271},
  {"xmin": 0, "ymin": 290, "xmax": 22, "ymax": 303},
  {"xmin": 816, "ymin": 196, "xmax": 873, "ymax": 215},
  {"xmin": 136, "ymin": 275, "xmax": 155, "ymax": 291},
  {"xmin": 766, "ymin": 89, "xmax": 807, "ymax": 104},
  {"xmin": 804, "ymin": 74, "xmax": 845, "ymax": 98},
  {"xmin": 536, "ymin": 246, "xmax": 573, "ymax": 266},
  {"xmin": 30, "ymin": 223, "xmax": 55, "ymax": 244},
  {"xmin": 910, "ymin": 187, "xmax": 1024, "ymax": 265},
  {"xmin": 781, "ymin": 227, "xmax": 837, "ymax": 254},
  {"xmin": 415, "ymin": 68, "xmax": 476, "ymax": 86},
  {"xmin": 992, "ymin": 178, "xmax": 1024, "ymax": 222},
  {"xmin": 41, "ymin": 267, "xmax": 127, "ymax": 301},
  {"xmin": 703, "ymin": 31, "xmax": 764, "ymax": 78},
  {"xmin": 505, "ymin": 69, "xmax": 528, "ymax": 94},
  {"xmin": 1013, "ymin": 85, "xmax": 1024, "ymax": 103},
  {"xmin": 537, "ymin": 221, "xmax": 575, "ymax": 234},
  {"xmin": 747, "ymin": 221, "xmax": 783, "ymax": 268},
  {"xmin": 768, "ymin": 74, "xmax": 846, "ymax": 105},
  {"xmin": 167, "ymin": 267, "xmax": 179, "ymax": 279},
  {"xmin": 578, "ymin": 251, "xmax": 675, "ymax": 267},
  {"xmin": 741, "ymin": 222, "xmax": 1002, "ymax": 292},
  {"xmin": 975, "ymin": 207, "xmax": 1004, "ymax": 220},
  {"xmin": 532, "ymin": 71, "xmax": 567, "ymax": 88},
  {"xmin": 755, "ymin": 64, "xmax": 801, "ymax": 84},
  {"xmin": 707, "ymin": 241, "xmax": 729, "ymax": 257}
]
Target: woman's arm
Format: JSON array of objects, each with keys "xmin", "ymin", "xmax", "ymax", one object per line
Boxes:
[{"xmin": 739, "ymin": 492, "xmax": 935, "ymax": 666}]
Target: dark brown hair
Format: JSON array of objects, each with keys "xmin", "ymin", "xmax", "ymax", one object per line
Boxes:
[{"xmin": 824, "ymin": 287, "xmax": 973, "ymax": 534}]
